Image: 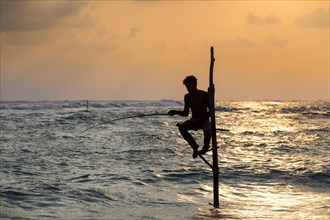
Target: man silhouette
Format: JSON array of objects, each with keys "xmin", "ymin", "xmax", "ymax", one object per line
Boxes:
[{"xmin": 168, "ymin": 75, "xmax": 211, "ymax": 158}]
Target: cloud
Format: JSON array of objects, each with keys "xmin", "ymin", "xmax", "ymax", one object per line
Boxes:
[
  {"xmin": 246, "ymin": 12, "xmax": 281, "ymax": 25},
  {"xmin": 295, "ymin": 8, "xmax": 329, "ymax": 28},
  {"xmin": 221, "ymin": 36, "xmax": 287, "ymax": 48},
  {"xmin": 127, "ymin": 27, "xmax": 141, "ymax": 38},
  {"xmin": 1, "ymin": 30, "xmax": 60, "ymax": 45},
  {"xmin": 263, "ymin": 36, "xmax": 287, "ymax": 48},
  {"xmin": 0, "ymin": 1, "xmax": 92, "ymax": 32}
]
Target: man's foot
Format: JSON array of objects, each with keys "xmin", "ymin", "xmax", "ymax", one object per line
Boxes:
[
  {"xmin": 198, "ymin": 145, "xmax": 210, "ymax": 155},
  {"xmin": 193, "ymin": 149, "xmax": 198, "ymax": 158},
  {"xmin": 192, "ymin": 146, "xmax": 199, "ymax": 158}
]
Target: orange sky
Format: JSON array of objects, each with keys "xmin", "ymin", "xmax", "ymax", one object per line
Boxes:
[{"xmin": 1, "ymin": 1, "xmax": 329, "ymax": 101}]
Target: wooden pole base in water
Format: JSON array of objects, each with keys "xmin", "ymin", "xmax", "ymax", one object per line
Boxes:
[{"xmin": 208, "ymin": 46, "xmax": 220, "ymax": 208}]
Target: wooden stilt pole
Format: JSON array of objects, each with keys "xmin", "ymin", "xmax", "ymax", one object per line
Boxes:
[{"xmin": 208, "ymin": 46, "xmax": 219, "ymax": 208}]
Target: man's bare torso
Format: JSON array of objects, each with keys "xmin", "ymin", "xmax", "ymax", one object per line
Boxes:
[{"xmin": 184, "ymin": 90, "xmax": 209, "ymax": 119}]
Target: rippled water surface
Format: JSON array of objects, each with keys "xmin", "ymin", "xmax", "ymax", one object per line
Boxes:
[{"xmin": 0, "ymin": 100, "xmax": 329, "ymax": 219}]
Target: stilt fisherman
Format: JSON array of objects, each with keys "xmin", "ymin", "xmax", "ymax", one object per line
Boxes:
[{"xmin": 168, "ymin": 75, "xmax": 211, "ymax": 158}]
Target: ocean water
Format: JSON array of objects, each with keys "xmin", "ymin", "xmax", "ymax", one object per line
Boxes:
[{"xmin": 0, "ymin": 100, "xmax": 329, "ymax": 220}]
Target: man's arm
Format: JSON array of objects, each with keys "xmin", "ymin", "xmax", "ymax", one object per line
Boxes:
[{"xmin": 168, "ymin": 95, "xmax": 190, "ymax": 116}]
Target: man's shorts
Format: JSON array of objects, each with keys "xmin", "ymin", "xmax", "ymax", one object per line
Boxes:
[{"xmin": 180, "ymin": 118, "xmax": 211, "ymax": 133}]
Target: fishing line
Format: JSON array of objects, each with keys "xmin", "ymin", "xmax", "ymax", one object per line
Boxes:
[
  {"xmin": 77, "ymin": 112, "xmax": 222, "ymax": 171},
  {"xmin": 77, "ymin": 112, "xmax": 169, "ymax": 135}
]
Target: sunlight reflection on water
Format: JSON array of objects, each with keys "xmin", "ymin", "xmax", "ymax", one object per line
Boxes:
[{"xmin": 198, "ymin": 101, "xmax": 330, "ymax": 219}]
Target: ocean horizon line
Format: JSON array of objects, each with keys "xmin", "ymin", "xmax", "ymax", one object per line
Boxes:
[{"xmin": 1, "ymin": 98, "xmax": 329, "ymax": 102}]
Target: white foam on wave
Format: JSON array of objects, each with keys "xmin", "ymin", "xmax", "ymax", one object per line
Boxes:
[{"xmin": 0, "ymin": 100, "xmax": 183, "ymax": 111}]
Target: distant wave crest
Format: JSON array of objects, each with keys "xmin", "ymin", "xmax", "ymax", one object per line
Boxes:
[{"xmin": 0, "ymin": 100, "xmax": 184, "ymax": 111}]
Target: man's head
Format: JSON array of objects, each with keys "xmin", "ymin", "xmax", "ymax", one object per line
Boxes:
[{"xmin": 183, "ymin": 75, "xmax": 197, "ymax": 93}]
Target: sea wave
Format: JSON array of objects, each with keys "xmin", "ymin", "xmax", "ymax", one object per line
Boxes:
[
  {"xmin": 281, "ymin": 102, "xmax": 330, "ymax": 117},
  {"xmin": 0, "ymin": 100, "xmax": 183, "ymax": 111}
]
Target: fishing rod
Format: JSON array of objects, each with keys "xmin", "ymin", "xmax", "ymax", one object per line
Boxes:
[{"xmin": 77, "ymin": 112, "xmax": 169, "ymax": 135}]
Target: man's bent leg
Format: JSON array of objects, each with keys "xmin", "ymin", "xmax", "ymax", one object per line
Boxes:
[
  {"xmin": 178, "ymin": 120, "xmax": 199, "ymax": 158},
  {"xmin": 199, "ymin": 120, "xmax": 212, "ymax": 155}
]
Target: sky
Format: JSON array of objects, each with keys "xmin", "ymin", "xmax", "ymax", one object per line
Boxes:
[{"xmin": 1, "ymin": 0, "xmax": 329, "ymax": 101}]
